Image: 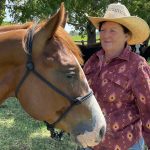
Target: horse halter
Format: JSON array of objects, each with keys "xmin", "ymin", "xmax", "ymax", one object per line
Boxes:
[{"xmin": 15, "ymin": 26, "xmax": 93, "ymax": 137}]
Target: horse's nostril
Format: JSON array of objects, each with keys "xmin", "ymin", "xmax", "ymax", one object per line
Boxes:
[{"xmin": 99, "ymin": 126, "xmax": 106, "ymax": 139}]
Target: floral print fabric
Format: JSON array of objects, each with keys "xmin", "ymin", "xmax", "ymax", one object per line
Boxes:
[{"xmin": 83, "ymin": 46, "xmax": 150, "ymax": 150}]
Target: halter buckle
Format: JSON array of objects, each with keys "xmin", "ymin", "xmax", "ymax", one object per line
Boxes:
[{"xmin": 26, "ymin": 62, "xmax": 34, "ymax": 71}]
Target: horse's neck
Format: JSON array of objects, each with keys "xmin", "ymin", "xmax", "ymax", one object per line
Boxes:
[
  {"xmin": 0, "ymin": 30, "xmax": 26, "ymax": 102},
  {"xmin": 0, "ymin": 29, "xmax": 26, "ymax": 63},
  {"xmin": 0, "ymin": 22, "xmax": 33, "ymax": 33}
]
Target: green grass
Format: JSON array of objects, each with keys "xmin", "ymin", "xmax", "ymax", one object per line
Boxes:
[
  {"xmin": 0, "ymin": 98, "xmax": 78, "ymax": 150},
  {"xmin": 71, "ymin": 35, "xmax": 87, "ymax": 41},
  {"xmin": 71, "ymin": 35, "xmax": 88, "ymax": 45},
  {"xmin": 0, "ymin": 99, "xmax": 148, "ymax": 150},
  {"xmin": 71, "ymin": 35, "xmax": 100, "ymax": 45}
]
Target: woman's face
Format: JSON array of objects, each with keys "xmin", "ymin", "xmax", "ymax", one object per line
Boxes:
[{"xmin": 100, "ymin": 21, "xmax": 129, "ymax": 52}]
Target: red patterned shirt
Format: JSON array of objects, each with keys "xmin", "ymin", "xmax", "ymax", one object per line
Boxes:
[{"xmin": 83, "ymin": 46, "xmax": 150, "ymax": 150}]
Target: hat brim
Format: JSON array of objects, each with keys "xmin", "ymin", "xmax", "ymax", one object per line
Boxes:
[{"xmin": 88, "ymin": 16, "xmax": 150, "ymax": 45}]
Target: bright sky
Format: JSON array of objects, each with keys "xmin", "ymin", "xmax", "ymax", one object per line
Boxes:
[
  {"xmin": 4, "ymin": 0, "xmax": 73, "ymax": 32},
  {"xmin": 65, "ymin": 24, "xmax": 74, "ymax": 32}
]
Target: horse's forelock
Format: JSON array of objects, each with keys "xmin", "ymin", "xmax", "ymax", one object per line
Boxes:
[
  {"xmin": 55, "ymin": 27, "xmax": 84, "ymax": 65},
  {"xmin": 23, "ymin": 25, "xmax": 84, "ymax": 65}
]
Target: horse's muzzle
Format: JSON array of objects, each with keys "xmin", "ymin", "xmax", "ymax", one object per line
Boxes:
[
  {"xmin": 72, "ymin": 121, "xmax": 106, "ymax": 148},
  {"xmin": 71, "ymin": 95, "xmax": 106, "ymax": 148}
]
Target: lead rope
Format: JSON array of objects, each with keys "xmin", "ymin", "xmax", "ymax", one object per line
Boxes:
[{"xmin": 44, "ymin": 121, "xmax": 65, "ymax": 141}]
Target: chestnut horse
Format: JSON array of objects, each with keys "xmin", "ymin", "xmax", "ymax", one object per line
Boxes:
[{"xmin": 0, "ymin": 3, "xmax": 106, "ymax": 148}]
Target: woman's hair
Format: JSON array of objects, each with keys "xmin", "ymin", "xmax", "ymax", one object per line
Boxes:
[
  {"xmin": 99, "ymin": 21, "xmax": 131, "ymax": 47},
  {"xmin": 99, "ymin": 21, "xmax": 130, "ymax": 34}
]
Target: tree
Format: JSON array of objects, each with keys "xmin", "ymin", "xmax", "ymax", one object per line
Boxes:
[
  {"xmin": 5, "ymin": 0, "xmax": 150, "ymax": 44},
  {"xmin": 121, "ymin": 0, "xmax": 150, "ymax": 45},
  {"xmin": 69, "ymin": 0, "xmax": 150, "ymax": 44},
  {"xmin": 121, "ymin": 0, "xmax": 150, "ymax": 25},
  {"xmin": 65, "ymin": 0, "xmax": 108, "ymax": 44},
  {"xmin": 6, "ymin": 0, "xmax": 108, "ymax": 44},
  {"xmin": 0, "ymin": 0, "xmax": 6, "ymax": 25}
]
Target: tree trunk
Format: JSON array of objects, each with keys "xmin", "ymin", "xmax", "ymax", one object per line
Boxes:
[{"xmin": 87, "ymin": 21, "xmax": 96, "ymax": 45}]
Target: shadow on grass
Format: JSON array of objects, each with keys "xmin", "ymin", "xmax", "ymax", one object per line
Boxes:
[{"xmin": 0, "ymin": 98, "xmax": 78, "ymax": 150}]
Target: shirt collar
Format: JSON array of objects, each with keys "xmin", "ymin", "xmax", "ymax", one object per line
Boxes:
[{"xmin": 96, "ymin": 45, "xmax": 131, "ymax": 62}]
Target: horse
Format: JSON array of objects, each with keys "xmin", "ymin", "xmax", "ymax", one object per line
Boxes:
[
  {"xmin": 77, "ymin": 43, "xmax": 101, "ymax": 63},
  {"xmin": 139, "ymin": 45, "xmax": 150, "ymax": 61},
  {"xmin": 0, "ymin": 3, "xmax": 106, "ymax": 148},
  {"xmin": 78, "ymin": 42, "xmax": 150, "ymax": 63}
]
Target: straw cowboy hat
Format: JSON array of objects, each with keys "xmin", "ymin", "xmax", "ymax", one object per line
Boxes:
[{"xmin": 88, "ymin": 3, "xmax": 150, "ymax": 45}]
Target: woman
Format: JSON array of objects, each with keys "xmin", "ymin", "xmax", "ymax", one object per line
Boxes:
[{"xmin": 84, "ymin": 3, "xmax": 150, "ymax": 150}]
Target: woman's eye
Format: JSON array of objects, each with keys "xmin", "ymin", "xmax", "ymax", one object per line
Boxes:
[
  {"xmin": 110, "ymin": 29, "xmax": 115, "ymax": 32},
  {"xmin": 99, "ymin": 29, "xmax": 104, "ymax": 32}
]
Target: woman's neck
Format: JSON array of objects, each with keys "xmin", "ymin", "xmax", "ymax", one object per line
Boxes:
[
  {"xmin": 104, "ymin": 46, "xmax": 125, "ymax": 62},
  {"xmin": 104, "ymin": 51, "xmax": 120, "ymax": 61}
]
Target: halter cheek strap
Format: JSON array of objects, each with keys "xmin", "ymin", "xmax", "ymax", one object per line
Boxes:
[{"xmin": 15, "ymin": 26, "xmax": 93, "ymax": 140}]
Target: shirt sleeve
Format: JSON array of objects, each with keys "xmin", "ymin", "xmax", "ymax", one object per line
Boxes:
[{"xmin": 132, "ymin": 60, "xmax": 150, "ymax": 148}]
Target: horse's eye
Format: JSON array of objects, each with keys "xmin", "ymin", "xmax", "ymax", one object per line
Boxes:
[{"xmin": 66, "ymin": 71, "xmax": 76, "ymax": 79}]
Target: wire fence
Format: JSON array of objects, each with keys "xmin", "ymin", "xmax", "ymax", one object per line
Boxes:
[{"xmin": 74, "ymin": 39, "xmax": 100, "ymax": 45}]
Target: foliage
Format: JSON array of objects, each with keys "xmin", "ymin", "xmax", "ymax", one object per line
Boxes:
[
  {"xmin": 5, "ymin": 0, "xmax": 150, "ymax": 30},
  {"xmin": 2, "ymin": 0, "xmax": 150, "ymax": 43},
  {"xmin": 0, "ymin": 0, "xmax": 6, "ymax": 25},
  {"xmin": 0, "ymin": 98, "xmax": 78, "ymax": 150},
  {"xmin": 7, "ymin": 0, "xmax": 62, "ymax": 22},
  {"xmin": 121, "ymin": 0, "xmax": 150, "ymax": 25},
  {"xmin": 65, "ymin": 0, "xmax": 108, "ymax": 36}
]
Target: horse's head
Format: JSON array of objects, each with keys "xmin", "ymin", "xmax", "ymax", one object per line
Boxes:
[{"xmin": 3, "ymin": 3, "xmax": 106, "ymax": 148}]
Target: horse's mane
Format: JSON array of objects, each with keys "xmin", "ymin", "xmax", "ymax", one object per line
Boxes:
[
  {"xmin": 0, "ymin": 22, "xmax": 33, "ymax": 33},
  {"xmin": 23, "ymin": 22, "xmax": 84, "ymax": 65},
  {"xmin": 55, "ymin": 27, "xmax": 83, "ymax": 65},
  {"xmin": 1, "ymin": 22, "xmax": 83, "ymax": 65}
]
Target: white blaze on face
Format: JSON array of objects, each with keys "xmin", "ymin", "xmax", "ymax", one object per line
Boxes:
[
  {"xmin": 76, "ymin": 95, "xmax": 106, "ymax": 148},
  {"xmin": 69, "ymin": 52, "xmax": 106, "ymax": 147},
  {"xmin": 76, "ymin": 130, "xmax": 99, "ymax": 148}
]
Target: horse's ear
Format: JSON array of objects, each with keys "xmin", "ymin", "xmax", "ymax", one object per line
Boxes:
[
  {"xmin": 33, "ymin": 3, "xmax": 65, "ymax": 55},
  {"xmin": 60, "ymin": 11, "xmax": 68, "ymax": 28},
  {"xmin": 42, "ymin": 2, "xmax": 65, "ymax": 37}
]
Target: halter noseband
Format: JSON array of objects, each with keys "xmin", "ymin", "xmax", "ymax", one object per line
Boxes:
[{"xmin": 15, "ymin": 26, "xmax": 93, "ymax": 137}]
